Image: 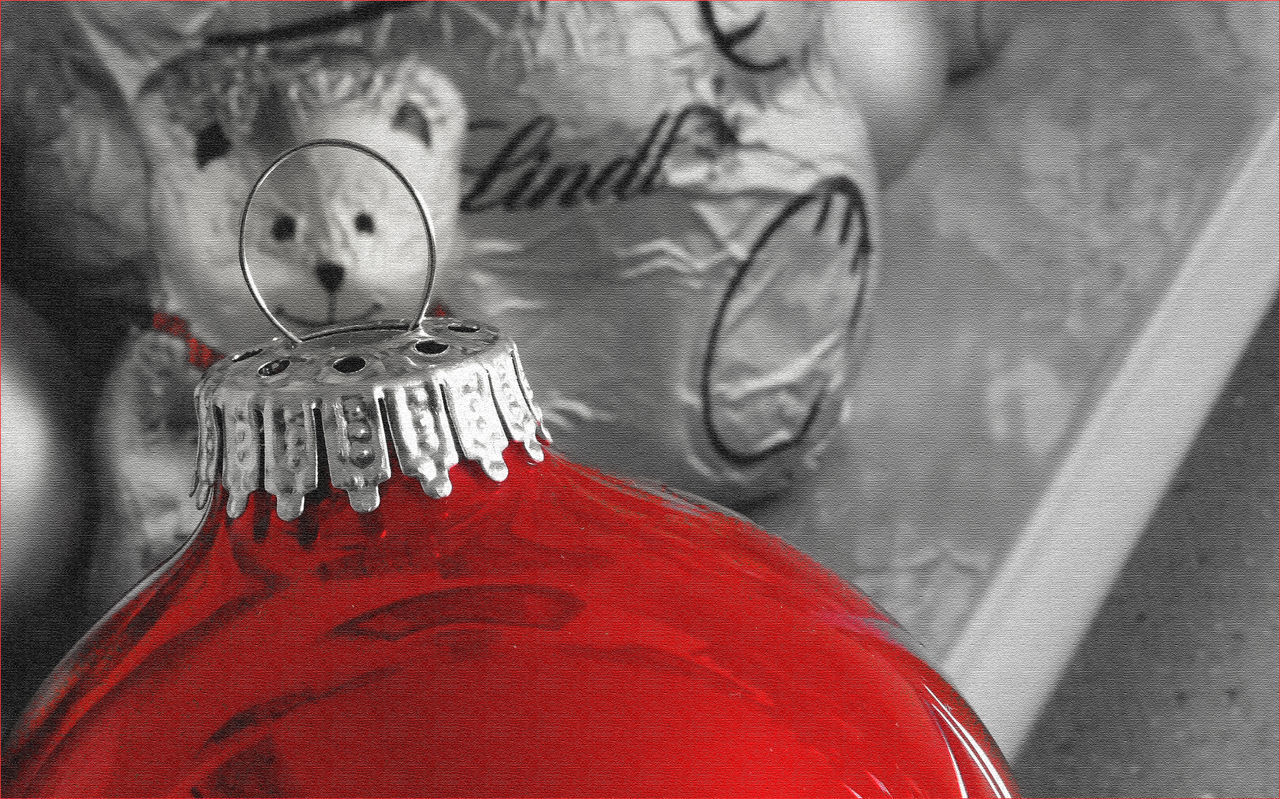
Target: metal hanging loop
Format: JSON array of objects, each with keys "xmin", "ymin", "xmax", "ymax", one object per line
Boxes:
[{"xmin": 238, "ymin": 138, "xmax": 440, "ymax": 345}]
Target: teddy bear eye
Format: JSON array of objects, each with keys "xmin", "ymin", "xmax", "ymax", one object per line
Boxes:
[
  {"xmin": 354, "ymin": 212, "xmax": 375, "ymax": 235},
  {"xmin": 272, "ymin": 215, "xmax": 297, "ymax": 241}
]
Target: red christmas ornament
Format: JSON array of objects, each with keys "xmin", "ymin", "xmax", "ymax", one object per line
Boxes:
[{"xmin": 2, "ymin": 142, "xmax": 1017, "ymax": 797}]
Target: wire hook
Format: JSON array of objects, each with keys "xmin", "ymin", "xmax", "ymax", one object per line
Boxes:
[{"xmin": 238, "ymin": 138, "xmax": 439, "ymax": 345}]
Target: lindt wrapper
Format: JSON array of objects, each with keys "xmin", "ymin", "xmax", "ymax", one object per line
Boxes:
[{"xmin": 414, "ymin": 1, "xmax": 881, "ymax": 507}]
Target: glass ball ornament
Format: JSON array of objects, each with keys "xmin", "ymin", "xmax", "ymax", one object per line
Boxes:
[
  {"xmin": 0, "ymin": 293, "xmax": 86, "ymax": 622},
  {"xmin": 1, "ymin": 292, "xmax": 91, "ymax": 735},
  {"xmin": 2, "ymin": 141, "xmax": 1017, "ymax": 797}
]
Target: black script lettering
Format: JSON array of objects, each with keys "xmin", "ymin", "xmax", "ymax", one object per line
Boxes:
[
  {"xmin": 701, "ymin": 176, "xmax": 871, "ymax": 465},
  {"xmin": 612, "ymin": 111, "xmax": 670, "ymax": 201},
  {"xmin": 638, "ymin": 105, "xmax": 738, "ymax": 194},
  {"xmin": 461, "ymin": 106, "xmax": 737, "ymax": 214},
  {"xmin": 697, "ymin": 1, "xmax": 789, "ymax": 73},
  {"xmin": 583, "ymin": 154, "xmax": 633, "ymax": 204},
  {"xmin": 527, "ymin": 163, "xmax": 593, "ymax": 209},
  {"xmin": 461, "ymin": 117, "xmax": 555, "ymax": 214},
  {"xmin": 463, "ymin": 114, "xmax": 669, "ymax": 212}
]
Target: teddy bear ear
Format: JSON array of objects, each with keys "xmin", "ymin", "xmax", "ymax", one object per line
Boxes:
[
  {"xmin": 133, "ymin": 74, "xmax": 237, "ymax": 171},
  {"xmin": 194, "ymin": 121, "xmax": 234, "ymax": 167},
  {"xmin": 391, "ymin": 102, "xmax": 432, "ymax": 148}
]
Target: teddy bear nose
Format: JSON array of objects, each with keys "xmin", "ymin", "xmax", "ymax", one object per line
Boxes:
[{"xmin": 315, "ymin": 262, "xmax": 346, "ymax": 294}]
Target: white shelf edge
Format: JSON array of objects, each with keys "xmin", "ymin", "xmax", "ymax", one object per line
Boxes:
[{"xmin": 942, "ymin": 115, "xmax": 1280, "ymax": 760}]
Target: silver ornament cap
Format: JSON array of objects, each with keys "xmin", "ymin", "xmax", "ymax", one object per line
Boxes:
[
  {"xmin": 193, "ymin": 318, "xmax": 548, "ymax": 521},
  {"xmin": 193, "ymin": 139, "xmax": 548, "ymax": 521}
]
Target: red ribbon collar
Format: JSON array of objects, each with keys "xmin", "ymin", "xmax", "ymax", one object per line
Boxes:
[{"xmin": 151, "ymin": 312, "xmax": 224, "ymax": 372}]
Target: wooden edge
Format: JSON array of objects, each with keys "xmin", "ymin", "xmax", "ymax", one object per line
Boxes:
[{"xmin": 941, "ymin": 116, "xmax": 1280, "ymax": 760}]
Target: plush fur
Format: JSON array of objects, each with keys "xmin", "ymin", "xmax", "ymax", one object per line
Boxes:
[{"xmin": 90, "ymin": 46, "xmax": 468, "ymax": 608}]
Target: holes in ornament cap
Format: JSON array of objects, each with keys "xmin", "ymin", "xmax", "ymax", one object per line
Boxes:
[
  {"xmin": 259, "ymin": 358, "xmax": 290, "ymax": 377},
  {"xmin": 233, "ymin": 348, "xmax": 264, "ymax": 363},
  {"xmin": 448, "ymin": 323, "xmax": 479, "ymax": 334},
  {"xmin": 332, "ymin": 355, "xmax": 367, "ymax": 374},
  {"xmin": 415, "ymin": 339, "xmax": 449, "ymax": 356}
]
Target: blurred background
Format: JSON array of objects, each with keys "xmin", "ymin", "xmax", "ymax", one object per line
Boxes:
[{"xmin": 2, "ymin": 2, "xmax": 1277, "ymax": 796}]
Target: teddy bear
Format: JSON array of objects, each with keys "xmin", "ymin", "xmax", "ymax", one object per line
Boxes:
[{"xmin": 85, "ymin": 43, "xmax": 468, "ymax": 610}]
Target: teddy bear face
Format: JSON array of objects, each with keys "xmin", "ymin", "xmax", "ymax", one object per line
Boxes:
[
  {"xmin": 134, "ymin": 47, "xmax": 466, "ymax": 353},
  {"xmin": 240, "ymin": 144, "xmax": 434, "ymax": 335}
]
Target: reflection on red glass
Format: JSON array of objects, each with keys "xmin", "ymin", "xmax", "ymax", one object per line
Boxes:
[{"xmin": 3, "ymin": 451, "xmax": 1016, "ymax": 797}]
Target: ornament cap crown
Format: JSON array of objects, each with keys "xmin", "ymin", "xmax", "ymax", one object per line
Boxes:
[
  {"xmin": 196, "ymin": 138, "xmax": 548, "ymax": 521},
  {"xmin": 194, "ymin": 317, "xmax": 549, "ymax": 520}
]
